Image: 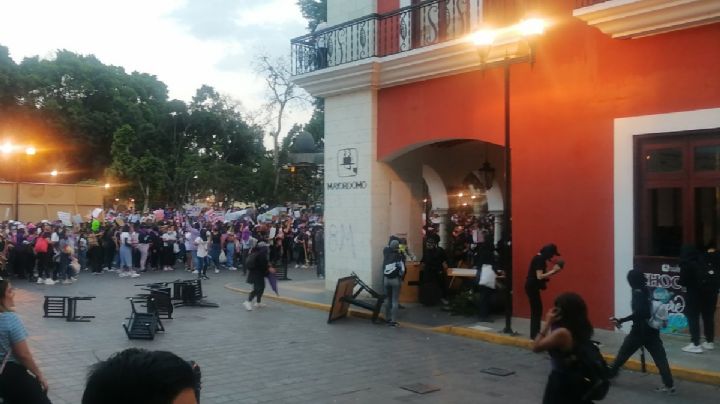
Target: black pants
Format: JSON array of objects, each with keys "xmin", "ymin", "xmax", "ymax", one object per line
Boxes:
[
  {"xmin": 248, "ymin": 274, "xmax": 265, "ymax": 303},
  {"xmin": 685, "ymin": 288, "xmax": 718, "ymax": 345},
  {"xmin": 88, "ymin": 246, "xmax": 103, "ymax": 273},
  {"xmin": 36, "ymin": 252, "xmax": 51, "ymax": 279},
  {"xmin": 102, "ymin": 244, "xmax": 115, "ymax": 269},
  {"xmin": 0, "ymin": 362, "xmax": 51, "ymax": 404},
  {"xmin": 475, "ymin": 286, "xmax": 495, "ymax": 320},
  {"xmin": 610, "ymin": 325, "xmax": 674, "ymax": 388},
  {"xmin": 525, "ymin": 283, "xmax": 543, "ymax": 339}
]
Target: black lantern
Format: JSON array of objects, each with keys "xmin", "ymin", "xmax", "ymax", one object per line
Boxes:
[{"xmin": 464, "ymin": 160, "xmax": 495, "ymax": 191}]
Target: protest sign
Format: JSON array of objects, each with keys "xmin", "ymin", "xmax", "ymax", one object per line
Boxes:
[{"xmin": 58, "ymin": 211, "xmax": 72, "ymax": 226}]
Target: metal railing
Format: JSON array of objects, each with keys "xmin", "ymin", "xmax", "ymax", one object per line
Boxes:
[{"xmin": 292, "ymin": 0, "xmax": 491, "ymax": 75}]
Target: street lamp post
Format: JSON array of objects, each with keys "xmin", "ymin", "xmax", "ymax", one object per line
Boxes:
[
  {"xmin": 1, "ymin": 142, "xmax": 36, "ymax": 221},
  {"xmin": 471, "ymin": 18, "xmax": 545, "ymax": 335}
]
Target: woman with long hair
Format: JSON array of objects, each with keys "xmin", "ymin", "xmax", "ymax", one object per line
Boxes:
[
  {"xmin": 0, "ymin": 280, "xmax": 51, "ymax": 403},
  {"xmin": 532, "ymin": 292, "xmax": 594, "ymax": 404}
]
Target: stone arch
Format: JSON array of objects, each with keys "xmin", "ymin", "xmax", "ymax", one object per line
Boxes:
[{"xmin": 422, "ymin": 164, "xmax": 448, "ymax": 210}]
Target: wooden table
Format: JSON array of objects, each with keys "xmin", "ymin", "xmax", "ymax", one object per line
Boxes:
[
  {"xmin": 447, "ymin": 268, "xmax": 477, "ymax": 289},
  {"xmin": 399, "ymin": 261, "xmax": 421, "ymax": 303}
]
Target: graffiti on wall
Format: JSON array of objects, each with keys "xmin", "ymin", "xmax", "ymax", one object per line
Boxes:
[
  {"xmin": 327, "ymin": 223, "xmax": 356, "ymax": 258},
  {"xmin": 637, "ymin": 257, "xmax": 688, "ymax": 334}
]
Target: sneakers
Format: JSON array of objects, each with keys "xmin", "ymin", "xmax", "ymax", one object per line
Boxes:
[
  {"xmin": 62, "ymin": 279, "xmax": 73, "ymax": 285},
  {"xmin": 253, "ymin": 302, "xmax": 267, "ymax": 308},
  {"xmin": 36, "ymin": 277, "xmax": 44, "ymax": 284},
  {"xmin": 71, "ymin": 277, "xmax": 78, "ymax": 282},
  {"xmin": 228, "ymin": 267, "xmax": 237, "ymax": 271},
  {"xmin": 201, "ymin": 275, "xmax": 210, "ymax": 280},
  {"xmin": 655, "ymin": 386, "xmax": 676, "ymax": 395},
  {"xmin": 214, "ymin": 268, "xmax": 220, "ymax": 274},
  {"xmin": 243, "ymin": 301, "xmax": 253, "ymax": 311},
  {"xmin": 192, "ymin": 270, "xmax": 199, "ymax": 274},
  {"xmin": 681, "ymin": 343, "xmax": 703, "ymax": 354},
  {"xmin": 44, "ymin": 278, "xmax": 56, "ymax": 285},
  {"xmin": 119, "ymin": 272, "xmax": 130, "ymax": 278},
  {"xmin": 702, "ymin": 341, "xmax": 715, "ymax": 350},
  {"xmin": 130, "ymin": 271, "xmax": 141, "ymax": 278},
  {"xmin": 387, "ymin": 321, "xmax": 399, "ymax": 327}
]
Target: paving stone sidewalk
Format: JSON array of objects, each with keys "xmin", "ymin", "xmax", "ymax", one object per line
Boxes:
[{"xmin": 9, "ymin": 267, "xmax": 720, "ymax": 403}]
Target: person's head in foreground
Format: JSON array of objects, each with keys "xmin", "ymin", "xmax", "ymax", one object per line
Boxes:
[{"xmin": 82, "ymin": 348, "xmax": 198, "ymax": 404}]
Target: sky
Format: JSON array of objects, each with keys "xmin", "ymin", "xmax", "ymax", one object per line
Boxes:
[{"xmin": 0, "ymin": 0, "xmax": 313, "ymax": 147}]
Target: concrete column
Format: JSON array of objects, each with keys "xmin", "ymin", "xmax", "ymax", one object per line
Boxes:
[
  {"xmin": 491, "ymin": 211, "xmax": 503, "ymax": 248},
  {"xmin": 435, "ymin": 208, "xmax": 450, "ymax": 250},
  {"xmin": 324, "ymin": 89, "xmax": 393, "ymax": 291}
]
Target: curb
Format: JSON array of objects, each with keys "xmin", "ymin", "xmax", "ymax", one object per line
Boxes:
[{"xmin": 223, "ymin": 284, "xmax": 720, "ymax": 386}]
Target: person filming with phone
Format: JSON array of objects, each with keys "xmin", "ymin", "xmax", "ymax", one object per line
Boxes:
[{"xmin": 525, "ymin": 243, "xmax": 565, "ymax": 339}]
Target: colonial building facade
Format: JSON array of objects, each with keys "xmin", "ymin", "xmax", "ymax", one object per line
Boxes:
[{"xmin": 291, "ymin": 0, "xmax": 720, "ymax": 329}]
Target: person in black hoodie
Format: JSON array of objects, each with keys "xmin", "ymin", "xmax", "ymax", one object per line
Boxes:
[
  {"xmin": 679, "ymin": 244, "xmax": 719, "ymax": 353},
  {"xmin": 609, "ymin": 269, "xmax": 675, "ymax": 394}
]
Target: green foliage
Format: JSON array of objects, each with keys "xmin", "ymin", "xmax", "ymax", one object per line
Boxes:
[
  {"xmin": 297, "ymin": 0, "xmax": 327, "ymax": 32},
  {"xmin": 0, "ymin": 44, "xmax": 285, "ymax": 208}
]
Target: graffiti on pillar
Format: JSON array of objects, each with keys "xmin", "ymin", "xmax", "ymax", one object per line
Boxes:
[{"xmin": 327, "ymin": 223, "xmax": 356, "ymax": 258}]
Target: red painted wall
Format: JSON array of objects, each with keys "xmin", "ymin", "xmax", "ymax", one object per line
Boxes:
[
  {"xmin": 377, "ymin": 2, "xmax": 720, "ymax": 327},
  {"xmin": 377, "ymin": 0, "xmax": 399, "ymax": 14}
]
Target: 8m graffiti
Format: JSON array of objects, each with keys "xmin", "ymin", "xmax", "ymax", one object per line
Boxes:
[{"xmin": 327, "ymin": 223, "xmax": 356, "ymax": 258}]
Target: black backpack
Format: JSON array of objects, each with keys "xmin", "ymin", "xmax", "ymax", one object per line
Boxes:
[{"xmin": 569, "ymin": 340, "xmax": 611, "ymax": 401}]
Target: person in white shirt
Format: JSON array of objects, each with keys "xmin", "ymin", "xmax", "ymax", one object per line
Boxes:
[
  {"xmin": 118, "ymin": 225, "xmax": 139, "ymax": 278},
  {"xmin": 161, "ymin": 226, "xmax": 178, "ymax": 271},
  {"xmin": 194, "ymin": 229, "xmax": 209, "ymax": 280}
]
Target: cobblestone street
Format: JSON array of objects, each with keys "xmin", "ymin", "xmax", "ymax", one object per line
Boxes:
[{"xmin": 11, "ymin": 269, "xmax": 720, "ymax": 403}]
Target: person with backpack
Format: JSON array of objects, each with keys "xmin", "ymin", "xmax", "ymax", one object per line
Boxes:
[
  {"xmin": 609, "ymin": 269, "xmax": 675, "ymax": 394},
  {"xmin": 532, "ymin": 292, "xmax": 602, "ymax": 404},
  {"xmin": 679, "ymin": 244, "xmax": 719, "ymax": 353},
  {"xmin": 382, "ymin": 239, "xmax": 406, "ymax": 327}
]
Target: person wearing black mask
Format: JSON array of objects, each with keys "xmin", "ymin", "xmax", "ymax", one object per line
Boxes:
[{"xmin": 525, "ymin": 243, "xmax": 564, "ymax": 339}]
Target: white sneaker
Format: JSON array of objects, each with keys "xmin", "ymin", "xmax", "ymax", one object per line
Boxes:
[
  {"xmin": 36, "ymin": 277, "xmax": 44, "ymax": 284},
  {"xmin": 253, "ymin": 302, "xmax": 267, "ymax": 308},
  {"xmin": 702, "ymin": 342, "xmax": 715, "ymax": 350},
  {"xmin": 62, "ymin": 279, "xmax": 72, "ymax": 285},
  {"xmin": 681, "ymin": 343, "xmax": 703, "ymax": 354},
  {"xmin": 44, "ymin": 278, "xmax": 56, "ymax": 285},
  {"xmin": 130, "ymin": 272, "xmax": 141, "ymax": 278},
  {"xmin": 71, "ymin": 277, "xmax": 78, "ymax": 281},
  {"xmin": 192, "ymin": 270, "xmax": 199, "ymax": 274},
  {"xmin": 119, "ymin": 272, "xmax": 130, "ymax": 278},
  {"xmin": 228, "ymin": 267, "xmax": 237, "ymax": 271},
  {"xmin": 243, "ymin": 301, "xmax": 253, "ymax": 311},
  {"xmin": 214, "ymin": 268, "xmax": 220, "ymax": 274},
  {"xmin": 294, "ymin": 264, "xmax": 299, "ymax": 268}
]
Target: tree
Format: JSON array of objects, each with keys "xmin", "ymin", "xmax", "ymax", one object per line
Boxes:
[
  {"xmin": 255, "ymin": 55, "xmax": 310, "ymax": 197},
  {"xmin": 108, "ymin": 124, "xmax": 166, "ymax": 212},
  {"xmin": 297, "ymin": 0, "xmax": 327, "ymax": 32}
]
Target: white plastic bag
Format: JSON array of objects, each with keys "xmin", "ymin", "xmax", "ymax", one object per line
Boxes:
[
  {"xmin": 219, "ymin": 250, "xmax": 227, "ymax": 264},
  {"xmin": 478, "ymin": 264, "xmax": 497, "ymax": 289}
]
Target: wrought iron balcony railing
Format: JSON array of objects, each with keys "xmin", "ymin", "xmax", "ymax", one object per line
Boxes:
[{"xmin": 292, "ymin": 0, "xmax": 514, "ymax": 76}]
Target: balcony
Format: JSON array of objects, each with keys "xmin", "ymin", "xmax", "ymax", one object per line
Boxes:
[
  {"xmin": 291, "ymin": 0, "xmax": 534, "ymax": 96},
  {"xmin": 291, "ymin": 0, "xmax": 526, "ymax": 76},
  {"xmin": 573, "ymin": 0, "xmax": 720, "ymax": 39}
]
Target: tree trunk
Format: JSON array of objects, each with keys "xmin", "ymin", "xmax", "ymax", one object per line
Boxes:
[
  {"xmin": 143, "ymin": 185, "xmax": 150, "ymax": 212},
  {"xmin": 272, "ymin": 102, "xmax": 286, "ymax": 196}
]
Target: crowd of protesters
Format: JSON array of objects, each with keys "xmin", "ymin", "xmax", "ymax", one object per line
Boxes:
[{"xmin": 0, "ymin": 206, "xmax": 325, "ymax": 285}]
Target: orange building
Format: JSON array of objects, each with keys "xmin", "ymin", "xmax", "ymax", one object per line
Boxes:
[{"xmin": 291, "ymin": 0, "xmax": 720, "ymax": 331}]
